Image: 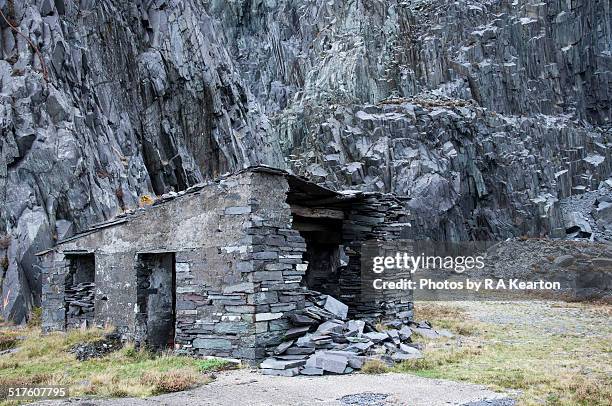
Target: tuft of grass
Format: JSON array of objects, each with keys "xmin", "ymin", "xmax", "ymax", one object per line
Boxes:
[
  {"xmin": 361, "ymin": 359, "xmax": 390, "ymax": 374},
  {"xmin": 374, "ymin": 322, "xmax": 389, "ymax": 331},
  {"xmin": 414, "ymin": 303, "xmax": 478, "ymax": 336},
  {"xmin": 564, "ymin": 375, "xmax": 612, "ymax": 406},
  {"xmin": 26, "ymin": 307, "xmax": 42, "ymax": 328},
  {"xmin": 395, "ymin": 347, "xmax": 482, "ymax": 372},
  {"xmin": 0, "ymin": 331, "xmax": 19, "ymax": 351},
  {"xmin": 141, "ymin": 370, "xmax": 203, "ymax": 395},
  {"xmin": 195, "ymin": 357, "xmax": 237, "ymax": 373}
]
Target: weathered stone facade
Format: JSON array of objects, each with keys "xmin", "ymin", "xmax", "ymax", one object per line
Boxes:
[{"xmin": 40, "ymin": 167, "xmax": 412, "ymax": 361}]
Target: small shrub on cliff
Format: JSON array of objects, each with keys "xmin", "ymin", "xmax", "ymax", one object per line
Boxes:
[
  {"xmin": 139, "ymin": 194, "xmax": 154, "ymax": 206},
  {"xmin": 0, "ymin": 255, "xmax": 8, "ymax": 272},
  {"xmin": 0, "ymin": 234, "xmax": 10, "ymax": 249}
]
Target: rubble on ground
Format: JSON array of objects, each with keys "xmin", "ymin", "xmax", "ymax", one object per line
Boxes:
[
  {"xmin": 70, "ymin": 332, "xmax": 122, "ymax": 361},
  {"xmin": 259, "ymin": 292, "xmax": 451, "ymax": 376},
  {"xmin": 64, "ymin": 282, "xmax": 95, "ymax": 329},
  {"xmin": 560, "ymin": 184, "xmax": 612, "ymax": 242}
]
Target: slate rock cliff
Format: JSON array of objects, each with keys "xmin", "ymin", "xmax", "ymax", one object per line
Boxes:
[
  {"xmin": 0, "ymin": 0, "xmax": 283, "ymax": 322},
  {"xmin": 1, "ymin": 0, "xmax": 611, "ymax": 322},
  {"xmin": 207, "ymin": 0, "xmax": 611, "ymax": 239}
]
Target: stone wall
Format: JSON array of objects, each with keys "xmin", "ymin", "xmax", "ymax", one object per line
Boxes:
[{"xmin": 341, "ymin": 194, "xmax": 413, "ymax": 320}]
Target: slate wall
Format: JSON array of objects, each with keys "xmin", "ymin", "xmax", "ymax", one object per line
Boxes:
[{"xmin": 341, "ymin": 194, "xmax": 414, "ymax": 319}]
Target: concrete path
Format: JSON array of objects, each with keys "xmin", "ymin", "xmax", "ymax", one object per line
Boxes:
[{"xmin": 33, "ymin": 369, "xmax": 513, "ymax": 406}]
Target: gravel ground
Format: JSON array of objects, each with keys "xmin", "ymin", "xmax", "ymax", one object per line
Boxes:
[
  {"xmin": 455, "ymin": 300, "xmax": 611, "ymax": 336},
  {"xmin": 31, "ymin": 369, "xmax": 512, "ymax": 406}
]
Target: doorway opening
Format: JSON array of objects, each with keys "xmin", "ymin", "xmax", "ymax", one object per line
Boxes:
[
  {"xmin": 136, "ymin": 252, "xmax": 176, "ymax": 349},
  {"xmin": 291, "ymin": 211, "xmax": 345, "ymax": 299}
]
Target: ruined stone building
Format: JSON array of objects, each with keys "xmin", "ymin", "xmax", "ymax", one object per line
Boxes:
[{"xmin": 40, "ymin": 167, "xmax": 412, "ymax": 360}]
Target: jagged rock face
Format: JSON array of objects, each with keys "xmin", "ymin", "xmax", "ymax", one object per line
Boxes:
[
  {"xmin": 0, "ymin": 0, "xmax": 282, "ymax": 322},
  {"xmin": 209, "ymin": 0, "xmax": 610, "ymax": 123},
  {"xmin": 1, "ymin": 0, "xmax": 611, "ymax": 322},
  {"xmin": 206, "ymin": 0, "xmax": 611, "ymax": 238},
  {"xmin": 287, "ymin": 100, "xmax": 610, "ymax": 240}
]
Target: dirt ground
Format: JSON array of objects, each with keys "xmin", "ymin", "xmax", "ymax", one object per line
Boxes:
[{"xmin": 31, "ymin": 369, "xmax": 512, "ymax": 406}]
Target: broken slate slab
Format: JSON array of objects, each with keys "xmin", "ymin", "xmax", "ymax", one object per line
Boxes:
[
  {"xmin": 363, "ymin": 332, "xmax": 388, "ymax": 343},
  {"xmin": 399, "ymin": 325, "xmax": 412, "ymax": 340},
  {"xmin": 411, "ymin": 326, "xmax": 440, "ymax": 339},
  {"xmin": 391, "ymin": 352, "xmax": 422, "ymax": 362},
  {"xmin": 275, "ymin": 354, "xmax": 310, "ymax": 361},
  {"xmin": 345, "ymin": 341, "xmax": 374, "ymax": 353},
  {"xmin": 300, "ymin": 367, "xmax": 324, "ymax": 376},
  {"xmin": 316, "ymin": 320, "xmax": 344, "ymax": 334},
  {"xmin": 346, "ymin": 320, "xmax": 365, "ymax": 336},
  {"xmin": 296, "ymin": 334, "xmax": 316, "ymax": 348},
  {"xmin": 260, "ymin": 358, "xmax": 306, "ymax": 370},
  {"xmin": 261, "ymin": 367, "xmax": 300, "ymax": 377},
  {"xmin": 273, "ymin": 340, "xmax": 294, "ymax": 355},
  {"xmin": 284, "ymin": 326, "xmax": 311, "ymax": 339},
  {"xmin": 289, "ymin": 313, "xmax": 318, "ymax": 326},
  {"xmin": 386, "ymin": 329, "xmax": 400, "ymax": 344},
  {"xmin": 323, "ymin": 296, "xmax": 348, "ymax": 320},
  {"xmin": 325, "ymin": 350, "xmax": 366, "ymax": 370},
  {"xmin": 285, "ymin": 346, "xmax": 315, "ymax": 355},
  {"xmin": 399, "ymin": 343, "xmax": 422, "ymax": 355},
  {"xmin": 317, "ymin": 353, "xmax": 349, "ymax": 374},
  {"xmin": 347, "ymin": 356, "xmax": 365, "ymax": 369}
]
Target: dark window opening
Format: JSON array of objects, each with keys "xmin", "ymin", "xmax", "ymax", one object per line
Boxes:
[
  {"xmin": 64, "ymin": 253, "xmax": 96, "ymax": 329},
  {"xmin": 136, "ymin": 253, "xmax": 176, "ymax": 349}
]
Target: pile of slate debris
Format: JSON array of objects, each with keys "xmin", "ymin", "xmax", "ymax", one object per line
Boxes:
[
  {"xmin": 64, "ymin": 282, "xmax": 95, "ymax": 327},
  {"xmin": 70, "ymin": 332, "xmax": 122, "ymax": 361},
  {"xmin": 260, "ymin": 292, "xmax": 452, "ymax": 376}
]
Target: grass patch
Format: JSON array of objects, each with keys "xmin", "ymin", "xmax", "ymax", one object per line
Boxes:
[
  {"xmin": 397, "ymin": 302, "xmax": 612, "ymax": 406},
  {"xmin": 141, "ymin": 370, "xmax": 204, "ymax": 395},
  {"xmin": 26, "ymin": 307, "xmax": 42, "ymax": 328},
  {"xmin": 361, "ymin": 359, "xmax": 390, "ymax": 374},
  {"xmin": 0, "ymin": 331, "xmax": 19, "ymax": 351},
  {"xmin": 0, "ymin": 327, "xmax": 234, "ymax": 404},
  {"xmin": 394, "ymin": 346, "xmax": 483, "ymax": 372},
  {"xmin": 413, "ymin": 303, "xmax": 478, "ymax": 336}
]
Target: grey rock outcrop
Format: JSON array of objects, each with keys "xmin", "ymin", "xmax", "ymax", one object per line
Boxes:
[
  {"xmin": 1, "ymin": 0, "xmax": 611, "ymax": 322},
  {"xmin": 207, "ymin": 0, "xmax": 611, "ymax": 239},
  {"xmin": 209, "ymin": 0, "xmax": 610, "ymax": 121},
  {"xmin": 1, "ymin": 0, "xmax": 283, "ymax": 322}
]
